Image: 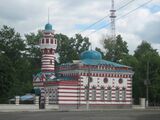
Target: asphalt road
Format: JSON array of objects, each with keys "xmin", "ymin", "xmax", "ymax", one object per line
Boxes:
[{"xmin": 0, "ymin": 110, "xmax": 160, "ymax": 120}]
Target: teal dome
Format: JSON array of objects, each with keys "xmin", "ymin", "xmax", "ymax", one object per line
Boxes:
[
  {"xmin": 45, "ymin": 23, "xmax": 52, "ymax": 30},
  {"xmin": 80, "ymin": 50, "xmax": 102, "ymax": 60}
]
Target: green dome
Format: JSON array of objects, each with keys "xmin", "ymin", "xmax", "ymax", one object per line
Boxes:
[
  {"xmin": 45, "ymin": 23, "xmax": 52, "ymax": 30},
  {"xmin": 80, "ymin": 50, "xmax": 102, "ymax": 60}
]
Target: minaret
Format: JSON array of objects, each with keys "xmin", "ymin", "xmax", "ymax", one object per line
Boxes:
[{"xmin": 40, "ymin": 23, "xmax": 57, "ymax": 76}]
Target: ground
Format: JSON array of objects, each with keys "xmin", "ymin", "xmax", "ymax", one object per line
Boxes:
[{"xmin": 0, "ymin": 110, "xmax": 160, "ymax": 120}]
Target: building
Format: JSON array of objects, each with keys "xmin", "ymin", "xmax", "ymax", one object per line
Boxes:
[{"xmin": 33, "ymin": 22, "xmax": 134, "ymax": 110}]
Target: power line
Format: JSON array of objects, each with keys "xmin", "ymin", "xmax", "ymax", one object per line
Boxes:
[
  {"xmin": 86, "ymin": 0, "xmax": 153, "ymax": 37},
  {"xmin": 117, "ymin": 0, "xmax": 136, "ymax": 11},
  {"xmin": 78, "ymin": 0, "xmax": 136, "ymax": 34}
]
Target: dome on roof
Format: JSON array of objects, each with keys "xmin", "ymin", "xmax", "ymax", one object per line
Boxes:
[
  {"xmin": 80, "ymin": 50, "xmax": 102, "ymax": 60},
  {"xmin": 45, "ymin": 23, "xmax": 52, "ymax": 30}
]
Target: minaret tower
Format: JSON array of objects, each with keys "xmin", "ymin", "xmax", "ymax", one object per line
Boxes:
[
  {"xmin": 40, "ymin": 22, "xmax": 57, "ymax": 76},
  {"xmin": 110, "ymin": 0, "xmax": 116, "ymax": 40}
]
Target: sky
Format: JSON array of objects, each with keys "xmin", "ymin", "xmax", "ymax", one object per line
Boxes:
[{"xmin": 0, "ymin": 0, "xmax": 160, "ymax": 54}]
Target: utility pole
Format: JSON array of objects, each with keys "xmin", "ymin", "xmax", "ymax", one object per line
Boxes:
[
  {"xmin": 86, "ymin": 67, "xmax": 91, "ymax": 110},
  {"xmin": 146, "ymin": 61, "xmax": 149, "ymax": 107}
]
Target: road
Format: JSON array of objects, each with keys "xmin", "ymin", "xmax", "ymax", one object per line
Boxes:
[{"xmin": 0, "ymin": 110, "xmax": 160, "ymax": 120}]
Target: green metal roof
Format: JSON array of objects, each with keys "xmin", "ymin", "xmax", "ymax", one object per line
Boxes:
[
  {"xmin": 80, "ymin": 50, "xmax": 102, "ymax": 60},
  {"xmin": 45, "ymin": 23, "xmax": 52, "ymax": 30},
  {"xmin": 81, "ymin": 59, "xmax": 130, "ymax": 68}
]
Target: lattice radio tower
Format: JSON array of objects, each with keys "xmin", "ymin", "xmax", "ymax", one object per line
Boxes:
[{"xmin": 110, "ymin": 0, "xmax": 116, "ymax": 40}]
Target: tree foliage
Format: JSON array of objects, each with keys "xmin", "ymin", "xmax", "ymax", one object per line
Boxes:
[
  {"xmin": 103, "ymin": 35, "xmax": 129, "ymax": 62},
  {"xmin": 55, "ymin": 33, "xmax": 90, "ymax": 64},
  {"xmin": 133, "ymin": 41, "xmax": 160, "ymax": 104},
  {"xmin": 0, "ymin": 26, "xmax": 32, "ymax": 103}
]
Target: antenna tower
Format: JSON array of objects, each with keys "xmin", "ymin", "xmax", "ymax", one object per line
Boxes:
[{"xmin": 110, "ymin": 0, "xmax": 116, "ymax": 40}]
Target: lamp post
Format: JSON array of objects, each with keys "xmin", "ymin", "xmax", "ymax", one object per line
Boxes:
[
  {"xmin": 86, "ymin": 66, "xmax": 92, "ymax": 110},
  {"xmin": 144, "ymin": 61, "xmax": 150, "ymax": 107}
]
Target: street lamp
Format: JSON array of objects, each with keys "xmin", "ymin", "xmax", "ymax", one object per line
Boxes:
[
  {"xmin": 144, "ymin": 61, "xmax": 150, "ymax": 107},
  {"xmin": 86, "ymin": 67, "xmax": 92, "ymax": 110}
]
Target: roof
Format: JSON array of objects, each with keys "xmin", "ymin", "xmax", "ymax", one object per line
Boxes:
[
  {"xmin": 80, "ymin": 50, "xmax": 102, "ymax": 60},
  {"xmin": 81, "ymin": 59, "xmax": 130, "ymax": 68},
  {"xmin": 45, "ymin": 23, "xmax": 52, "ymax": 30},
  {"xmin": 20, "ymin": 94, "xmax": 34, "ymax": 101},
  {"xmin": 52, "ymin": 76, "xmax": 76, "ymax": 81}
]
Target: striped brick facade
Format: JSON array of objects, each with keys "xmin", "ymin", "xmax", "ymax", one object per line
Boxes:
[
  {"xmin": 56, "ymin": 65, "xmax": 133, "ymax": 108},
  {"xmin": 40, "ymin": 30, "xmax": 57, "ymax": 73},
  {"xmin": 33, "ymin": 23, "xmax": 134, "ymax": 110}
]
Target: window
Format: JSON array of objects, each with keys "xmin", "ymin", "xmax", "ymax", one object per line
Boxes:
[
  {"xmin": 115, "ymin": 87, "xmax": 119, "ymax": 101},
  {"xmin": 122, "ymin": 87, "xmax": 126, "ymax": 101},
  {"xmin": 107, "ymin": 87, "xmax": 112, "ymax": 100},
  {"xmin": 44, "ymin": 49, "xmax": 47, "ymax": 54},
  {"xmin": 103, "ymin": 78, "xmax": 108, "ymax": 83},
  {"xmin": 84, "ymin": 86, "xmax": 88, "ymax": 100},
  {"xmin": 50, "ymin": 60, "xmax": 52, "ymax": 64},
  {"xmin": 46, "ymin": 39, "xmax": 49, "ymax": 43},
  {"xmin": 119, "ymin": 78, "xmax": 123, "ymax": 84},
  {"xmin": 42, "ymin": 39, "xmax": 44, "ymax": 43},
  {"xmin": 50, "ymin": 49, "xmax": 53, "ymax": 54},
  {"xmin": 100, "ymin": 87, "xmax": 105, "ymax": 100},
  {"xmin": 51, "ymin": 39, "xmax": 53, "ymax": 44},
  {"xmin": 92, "ymin": 86, "xmax": 96, "ymax": 100},
  {"xmin": 89, "ymin": 77, "xmax": 93, "ymax": 82}
]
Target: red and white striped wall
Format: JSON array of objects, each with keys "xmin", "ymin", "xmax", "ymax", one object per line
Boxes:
[{"xmin": 40, "ymin": 30, "xmax": 57, "ymax": 73}]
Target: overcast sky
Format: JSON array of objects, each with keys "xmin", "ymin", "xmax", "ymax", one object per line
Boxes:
[{"xmin": 0, "ymin": 0, "xmax": 160, "ymax": 54}]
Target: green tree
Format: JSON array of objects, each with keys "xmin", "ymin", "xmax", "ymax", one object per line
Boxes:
[
  {"xmin": 133, "ymin": 41, "xmax": 160, "ymax": 104},
  {"xmin": 103, "ymin": 35, "xmax": 129, "ymax": 62},
  {"xmin": 25, "ymin": 31, "xmax": 42, "ymax": 73},
  {"xmin": 0, "ymin": 25, "xmax": 33, "ymax": 103},
  {"xmin": 95, "ymin": 47, "xmax": 105, "ymax": 59},
  {"xmin": 55, "ymin": 34, "xmax": 91, "ymax": 64}
]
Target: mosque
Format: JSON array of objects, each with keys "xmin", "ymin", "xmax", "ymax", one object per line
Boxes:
[{"xmin": 33, "ymin": 22, "xmax": 134, "ymax": 110}]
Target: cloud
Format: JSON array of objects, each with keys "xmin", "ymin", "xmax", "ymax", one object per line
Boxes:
[
  {"xmin": 0, "ymin": 0, "xmax": 160, "ymax": 54},
  {"xmin": 137, "ymin": 19, "xmax": 160, "ymax": 43}
]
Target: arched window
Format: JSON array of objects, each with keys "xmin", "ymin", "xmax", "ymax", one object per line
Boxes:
[
  {"xmin": 50, "ymin": 49, "xmax": 53, "ymax": 54},
  {"xmin": 44, "ymin": 48, "xmax": 47, "ymax": 54},
  {"xmin": 122, "ymin": 87, "xmax": 126, "ymax": 101},
  {"xmin": 50, "ymin": 60, "xmax": 52, "ymax": 64},
  {"xmin": 92, "ymin": 86, "xmax": 96, "ymax": 100},
  {"xmin": 46, "ymin": 39, "xmax": 49, "ymax": 43},
  {"xmin": 89, "ymin": 76, "xmax": 93, "ymax": 82},
  {"xmin": 115, "ymin": 87, "xmax": 119, "ymax": 101},
  {"xmin": 107, "ymin": 87, "xmax": 112, "ymax": 101},
  {"xmin": 100, "ymin": 87, "xmax": 105, "ymax": 100},
  {"xmin": 42, "ymin": 39, "xmax": 44, "ymax": 43},
  {"xmin": 51, "ymin": 39, "xmax": 53, "ymax": 44},
  {"xmin": 84, "ymin": 86, "xmax": 88, "ymax": 100}
]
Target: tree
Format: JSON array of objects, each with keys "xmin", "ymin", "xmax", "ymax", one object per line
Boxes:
[
  {"xmin": 0, "ymin": 54, "xmax": 15, "ymax": 102},
  {"xmin": 70, "ymin": 34, "xmax": 91, "ymax": 59},
  {"xmin": 55, "ymin": 33, "xmax": 72, "ymax": 64},
  {"xmin": 95, "ymin": 47, "xmax": 105, "ymax": 59},
  {"xmin": 133, "ymin": 41, "xmax": 160, "ymax": 104},
  {"xmin": 25, "ymin": 31, "xmax": 42, "ymax": 73},
  {"xmin": 55, "ymin": 34, "xmax": 91, "ymax": 64},
  {"xmin": 103, "ymin": 35, "xmax": 129, "ymax": 62},
  {"xmin": 0, "ymin": 25, "xmax": 33, "ymax": 103}
]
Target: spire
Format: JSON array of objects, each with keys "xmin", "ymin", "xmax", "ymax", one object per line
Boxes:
[
  {"xmin": 48, "ymin": 7, "xmax": 50, "ymax": 23},
  {"xmin": 45, "ymin": 7, "xmax": 52, "ymax": 31}
]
